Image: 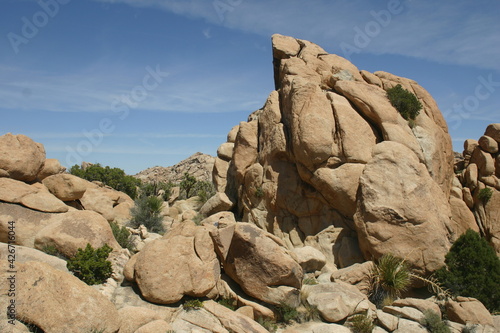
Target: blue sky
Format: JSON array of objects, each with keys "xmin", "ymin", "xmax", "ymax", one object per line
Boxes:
[{"xmin": 1, "ymin": 0, "xmax": 499, "ymax": 175}]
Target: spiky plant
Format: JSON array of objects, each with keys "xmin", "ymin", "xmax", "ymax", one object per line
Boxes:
[{"xmin": 370, "ymin": 254, "xmax": 411, "ymax": 304}]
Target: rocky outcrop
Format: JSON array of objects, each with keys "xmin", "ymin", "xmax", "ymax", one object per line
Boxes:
[
  {"xmin": 0, "ymin": 133, "xmax": 46, "ymax": 182},
  {"xmin": 213, "ymin": 34, "xmax": 455, "ymax": 273},
  {"xmin": 135, "ymin": 152, "xmax": 215, "ymax": 184}
]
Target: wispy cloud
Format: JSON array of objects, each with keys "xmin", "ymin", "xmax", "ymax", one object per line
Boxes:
[{"xmin": 92, "ymin": 0, "xmax": 500, "ymax": 71}]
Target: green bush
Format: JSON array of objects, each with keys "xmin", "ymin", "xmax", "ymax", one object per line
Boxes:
[
  {"xmin": 420, "ymin": 309, "xmax": 450, "ymax": 333},
  {"xmin": 276, "ymin": 303, "xmax": 299, "ymax": 324},
  {"xmin": 256, "ymin": 317, "xmax": 277, "ymax": 332},
  {"xmin": 348, "ymin": 314, "xmax": 375, "ymax": 333},
  {"xmin": 66, "ymin": 244, "xmax": 113, "ymax": 285},
  {"xmin": 369, "ymin": 254, "xmax": 411, "ymax": 306},
  {"xmin": 110, "ymin": 221, "xmax": 134, "ymax": 252},
  {"xmin": 129, "ymin": 195, "xmax": 165, "ymax": 233},
  {"xmin": 255, "ymin": 187, "xmax": 264, "ymax": 198},
  {"xmin": 435, "ymin": 229, "xmax": 500, "ymax": 312},
  {"xmin": 298, "ymin": 302, "xmax": 321, "ymax": 323},
  {"xmin": 139, "ymin": 181, "xmax": 174, "ymax": 201},
  {"xmin": 180, "ymin": 172, "xmax": 197, "ymax": 199},
  {"xmin": 183, "ymin": 299, "xmax": 204, "ymax": 311},
  {"xmin": 194, "ymin": 180, "xmax": 216, "ymax": 204},
  {"xmin": 386, "ymin": 84, "xmax": 423, "ymax": 121},
  {"xmin": 217, "ymin": 297, "xmax": 237, "ymax": 311},
  {"xmin": 70, "ymin": 163, "xmax": 140, "ymax": 199},
  {"xmin": 478, "ymin": 187, "xmax": 493, "ymax": 203}
]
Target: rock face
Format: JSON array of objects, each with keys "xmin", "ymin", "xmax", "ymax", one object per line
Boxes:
[
  {"xmin": 135, "ymin": 152, "xmax": 215, "ymax": 184},
  {"xmin": 213, "ymin": 34, "xmax": 455, "ymax": 273},
  {"xmin": 0, "ymin": 261, "xmax": 120, "ymax": 333},
  {"xmin": 133, "ymin": 222, "xmax": 220, "ymax": 304},
  {"xmin": 0, "ymin": 133, "xmax": 46, "ymax": 182}
]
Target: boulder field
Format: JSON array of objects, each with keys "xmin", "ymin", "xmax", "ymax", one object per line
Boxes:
[{"xmin": 0, "ymin": 35, "xmax": 498, "ymax": 332}]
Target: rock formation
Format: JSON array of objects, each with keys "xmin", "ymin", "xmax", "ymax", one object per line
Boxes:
[{"xmin": 214, "ymin": 34, "xmax": 456, "ymax": 275}]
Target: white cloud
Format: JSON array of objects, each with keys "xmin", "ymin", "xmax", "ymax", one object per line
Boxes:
[{"xmin": 91, "ymin": 0, "xmax": 500, "ymax": 71}]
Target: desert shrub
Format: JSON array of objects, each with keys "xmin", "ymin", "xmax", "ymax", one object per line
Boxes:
[
  {"xmin": 348, "ymin": 314, "xmax": 375, "ymax": 333},
  {"xmin": 255, "ymin": 187, "xmax": 264, "ymax": 198},
  {"xmin": 180, "ymin": 173, "xmax": 197, "ymax": 199},
  {"xmin": 435, "ymin": 229, "xmax": 500, "ymax": 312},
  {"xmin": 70, "ymin": 163, "xmax": 140, "ymax": 199},
  {"xmin": 129, "ymin": 195, "xmax": 165, "ymax": 233},
  {"xmin": 386, "ymin": 84, "xmax": 422, "ymax": 121},
  {"xmin": 139, "ymin": 181, "xmax": 174, "ymax": 201},
  {"xmin": 276, "ymin": 303, "xmax": 299, "ymax": 324},
  {"xmin": 478, "ymin": 187, "xmax": 493, "ymax": 203},
  {"xmin": 194, "ymin": 180, "xmax": 215, "ymax": 204},
  {"xmin": 303, "ymin": 277, "xmax": 318, "ymax": 285},
  {"xmin": 109, "ymin": 221, "xmax": 134, "ymax": 252},
  {"xmin": 256, "ymin": 317, "xmax": 277, "ymax": 332},
  {"xmin": 369, "ymin": 254, "xmax": 411, "ymax": 306},
  {"xmin": 41, "ymin": 245, "xmax": 66, "ymax": 259},
  {"xmin": 217, "ymin": 297, "xmax": 237, "ymax": 311},
  {"xmin": 183, "ymin": 299, "xmax": 204, "ymax": 311},
  {"xmin": 298, "ymin": 302, "xmax": 321, "ymax": 323},
  {"xmin": 66, "ymin": 244, "xmax": 112, "ymax": 285},
  {"xmin": 420, "ymin": 309, "xmax": 450, "ymax": 333}
]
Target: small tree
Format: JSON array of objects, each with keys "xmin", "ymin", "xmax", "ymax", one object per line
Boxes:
[
  {"xmin": 129, "ymin": 195, "xmax": 165, "ymax": 233},
  {"xmin": 435, "ymin": 229, "xmax": 500, "ymax": 312},
  {"xmin": 109, "ymin": 221, "xmax": 134, "ymax": 252},
  {"xmin": 66, "ymin": 244, "xmax": 113, "ymax": 285},
  {"xmin": 387, "ymin": 84, "xmax": 423, "ymax": 121},
  {"xmin": 180, "ymin": 172, "xmax": 197, "ymax": 199}
]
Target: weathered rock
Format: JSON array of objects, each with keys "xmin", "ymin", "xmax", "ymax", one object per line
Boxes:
[
  {"xmin": 446, "ymin": 297, "xmax": 494, "ymax": 326},
  {"xmin": 171, "ymin": 308, "xmax": 229, "ymax": 333},
  {"xmin": 199, "ymin": 192, "xmax": 233, "ymax": 217},
  {"xmin": 207, "ymin": 220, "xmax": 235, "ymax": 261},
  {"xmin": 292, "ymin": 246, "xmax": 327, "ymax": 272},
  {"xmin": 470, "ymin": 147, "xmax": 495, "ymax": 177},
  {"xmin": 134, "ymin": 320, "xmax": 172, "ymax": 333},
  {"xmin": 484, "ymin": 123, "xmax": 500, "ymax": 142},
  {"xmin": 34, "ymin": 210, "xmax": 121, "ymax": 258},
  {"xmin": 42, "ymin": 173, "xmax": 89, "ymax": 201},
  {"xmin": 235, "ymin": 306, "xmax": 254, "ymax": 320},
  {"xmin": 217, "ymin": 142, "xmax": 234, "ymax": 161},
  {"xmin": 383, "ymin": 305, "xmax": 424, "ymax": 322},
  {"xmin": 0, "ymin": 178, "xmax": 69, "ymax": 213},
  {"xmin": 0, "ymin": 261, "xmax": 120, "ymax": 333},
  {"xmin": 449, "ymin": 197, "xmax": 479, "ymax": 241},
  {"xmin": 203, "ymin": 300, "xmax": 269, "ymax": 333},
  {"xmin": 134, "ymin": 222, "xmax": 220, "ymax": 304},
  {"xmin": 37, "ymin": 158, "xmax": 65, "ymax": 180},
  {"xmin": 392, "ymin": 298, "xmax": 441, "ymax": 318},
  {"xmin": 80, "ymin": 185, "xmax": 134, "ymax": 222},
  {"xmin": 330, "ymin": 261, "xmax": 373, "ymax": 295},
  {"xmin": 117, "ymin": 306, "xmax": 162, "ymax": 333},
  {"xmin": 123, "ymin": 253, "xmax": 139, "ymax": 282},
  {"xmin": 0, "ymin": 243, "xmax": 68, "ymax": 272},
  {"xmin": 223, "ymin": 223, "xmax": 303, "ymax": 305},
  {"xmin": 303, "ymin": 281, "xmax": 371, "ymax": 323},
  {"xmin": 394, "ymin": 318, "xmax": 427, "ymax": 333},
  {"xmin": 376, "ymin": 309, "xmax": 399, "ymax": 332},
  {"xmin": 272, "ymin": 33, "xmax": 301, "ymax": 59},
  {"xmin": 282, "ymin": 322, "xmax": 352, "ymax": 333},
  {"xmin": 478, "ymin": 135, "xmax": 499, "ymax": 154},
  {"xmin": 0, "ymin": 133, "xmax": 46, "ymax": 182},
  {"xmin": 354, "ymin": 141, "xmax": 451, "ymax": 275}
]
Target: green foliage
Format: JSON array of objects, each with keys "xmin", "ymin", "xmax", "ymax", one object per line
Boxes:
[
  {"xmin": 256, "ymin": 317, "xmax": 277, "ymax": 332},
  {"xmin": 348, "ymin": 314, "xmax": 375, "ymax": 333},
  {"xmin": 298, "ymin": 303, "xmax": 321, "ymax": 323},
  {"xmin": 139, "ymin": 181, "xmax": 174, "ymax": 201},
  {"xmin": 129, "ymin": 195, "xmax": 165, "ymax": 233},
  {"xmin": 435, "ymin": 229, "xmax": 500, "ymax": 312},
  {"xmin": 386, "ymin": 84, "xmax": 423, "ymax": 121},
  {"xmin": 370, "ymin": 254, "xmax": 411, "ymax": 306},
  {"xmin": 70, "ymin": 163, "xmax": 140, "ymax": 199},
  {"xmin": 194, "ymin": 180, "xmax": 216, "ymax": 204},
  {"xmin": 66, "ymin": 243, "xmax": 112, "ymax": 285},
  {"xmin": 276, "ymin": 303, "xmax": 299, "ymax": 324},
  {"xmin": 109, "ymin": 221, "xmax": 135, "ymax": 252},
  {"xmin": 180, "ymin": 173, "xmax": 197, "ymax": 199},
  {"xmin": 420, "ymin": 310, "xmax": 451, "ymax": 333},
  {"xmin": 478, "ymin": 187, "xmax": 493, "ymax": 203},
  {"xmin": 41, "ymin": 244, "xmax": 66, "ymax": 259},
  {"xmin": 217, "ymin": 297, "xmax": 237, "ymax": 311},
  {"xmin": 255, "ymin": 187, "xmax": 264, "ymax": 198},
  {"xmin": 183, "ymin": 299, "xmax": 204, "ymax": 311},
  {"xmin": 303, "ymin": 277, "xmax": 318, "ymax": 285}
]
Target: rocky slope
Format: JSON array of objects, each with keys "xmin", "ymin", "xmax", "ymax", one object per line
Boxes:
[
  {"xmin": 0, "ymin": 35, "xmax": 499, "ymax": 333},
  {"xmin": 135, "ymin": 152, "xmax": 215, "ymax": 184}
]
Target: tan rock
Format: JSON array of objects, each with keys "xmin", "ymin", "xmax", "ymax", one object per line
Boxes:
[
  {"xmin": 0, "ymin": 178, "xmax": 69, "ymax": 213},
  {"xmin": 203, "ymin": 300, "xmax": 269, "ymax": 333},
  {"xmin": 292, "ymin": 246, "xmax": 326, "ymax": 272},
  {"xmin": 223, "ymin": 223, "xmax": 303, "ymax": 305},
  {"xmin": 331, "ymin": 261, "xmax": 373, "ymax": 295},
  {"xmin": 376, "ymin": 309, "xmax": 399, "ymax": 331},
  {"xmin": 213, "ymin": 157, "xmax": 230, "ymax": 192},
  {"xmin": 0, "ymin": 261, "xmax": 120, "ymax": 333},
  {"xmin": 462, "ymin": 187, "xmax": 474, "ymax": 209},
  {"xmin": 123, "ymin": 253, "xmax": 138, "ymax": 282},
  {"xmin": 383, "ymin": 305, "xmax": 424, "ymax": 322},
  {"xmin": 464, "ymin": 139, "xmax": 479, "ymax": 158},
  {"xmin": 113, "ymin": 201, "xmax": 133, "ymax": 225},
  {"xmin": 34, "ymin": 210, "xmax": 121, "ymax": 258},
  {"xmin": 392, "ymin": 298, "xmax": 441, "ymax": 318},
  {"xmin": 0, "ymin": 243, "xmax": 68, "ymax": 272},
  {"xmin": 496, "ymin": 155, "xmax": 500, "ymax": 178},
  {"xmin": 272, "ymin": 33, "xmax": 301, "ymax": 59},
  {"xmin": 449, "ymin": 197, "xmax": 479, "ymax": 241},
  {"xmin": 227, "ymin": 125, "xmax": 239, "ymax": 143},
  {"xmin": 42, "ymin": 173, "xmax": 89, "ymax": 201},
  {"xmin": 470, "ymin": 146, "xmax": 496, "ymax": 177},
  {"xmin": 37, "ymin": 158, "xmax": 65, "ymax": 180},
  {"xmin": 0, "ymin": 133, "xmax": 46, "ymax": 182},
  {"xmin": 201, "ymin": 211, "xmax": 236, "ymax": 226},
  {"xmin": 303, "ymin": 281, "xmax": 371, "ymax": 322},
  {"xmin": 479, "ymin": 135, "xmax": 499, "ymax": 154},
  {"xmin": 394, "ymin": 318, "xmax": 427, "ymax": 333},
  {"xmin": 80, "ymin": 187, "xmax": 116, "ymax": 221},
  {"xmin": 134, "ymin": 222, "xmax": 220, "ymax": 304},
  {"xmin": 232, "ymin": 120, "xmax": 258, "ymax": 182},
  {"xmin": 446, "ymin": 297, "xmax": 493, "ymax": 326},
  {"xmin": 118, "ymin": 306, "xmax": 161, "ymax": 333},
  {"xmin": 217, "ymin": 142, "xmax": 234, "ymax": 161},
  {"xmin": 199, "ymin": 192, "xmax": 233, "ymax": 217},
  {"xmin": 465, "ymin": 163, "xmax": 479, "ymax": 190},
  {"xmin": 208, "ymin": 220, "xmax": 235, "ymax": 261},
  {"xmin": 235, "ymin": 306, "xmax": 254, "ymax": 320},
  {"xmin": 171, "ymin": 308, "xmax": 229, "ymax": 333},
  {"xmin": 484, "ymin": 123, "xmax": 500, "ymax": 142},
  {"xmin": 354, "ymin": 141, "xmax": 451, "ymax": 276},
  {"xmin": 361, "ymin": 70, "xmax": 383, "ymax": 87},
  {"xmin": 134, "ymin": 320, "xmax": 172, "ymax": 333}
]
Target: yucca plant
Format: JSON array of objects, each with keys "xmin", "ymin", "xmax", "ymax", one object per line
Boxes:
[{"xmin": 370, "ymin": 254, "xmax": 411, "ymax": 305}]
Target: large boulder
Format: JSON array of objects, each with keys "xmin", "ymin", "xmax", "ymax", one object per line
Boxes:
[
  {"xmin": 0, "ymin": 133, "xmax": 46, "ymax": 182},
  {"xmin": 34, "ymin": 210, "xmax": 121, "ymax": 257},
  {"xmin": 80, "ymin": 185, "xmax": 134, "ymax": 222},
  {"xmin": 0, "ymin": 261, "xmax": 120, "ymax": 333},
  {"xmin": 354, "ymin": 141, "xmax": 451, "ymax": 276},
  {"xmin": 222, "ymin": 222, "xmax": 303, "ymax": 305},
  {"xmin": 133, "ymin": 222, "xmax": 220, "ymax": 304},
  {"xmin": 0, "ymin": 243, "xmax": 68, "ymax": 272},
  {"xmin": 446, "ymin": 297, "xmax": 494, "ymax": 326},
  {"xmin": 37, "ymin": 158, "xmax": 65, "ymax": 180},
  {"xmin": 42, "ymin": 173, "xmax": 89, "ymax": 201}
]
